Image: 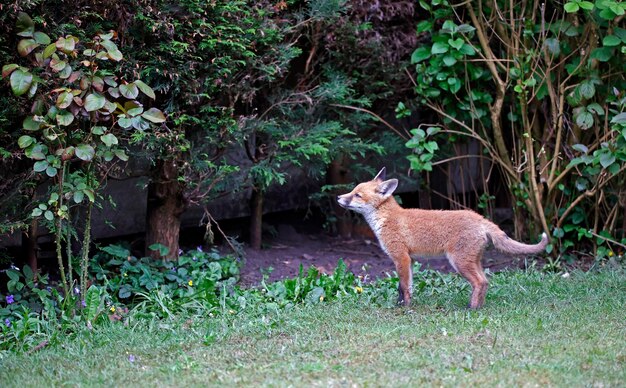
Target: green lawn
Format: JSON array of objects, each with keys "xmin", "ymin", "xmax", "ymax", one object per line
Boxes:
[{"xmin": 1, "ymin": 269, "xmax": 625, "ymax": 387}]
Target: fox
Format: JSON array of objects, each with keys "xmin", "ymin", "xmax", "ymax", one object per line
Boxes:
[{"xmin": 337, "ymin": 167, "xmax": 548, "ymax": 309}]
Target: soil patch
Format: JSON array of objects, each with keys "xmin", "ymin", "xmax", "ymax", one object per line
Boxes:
[{"xmin": 238, "ymin": 224, "xmax": 528, "ymax": 286}]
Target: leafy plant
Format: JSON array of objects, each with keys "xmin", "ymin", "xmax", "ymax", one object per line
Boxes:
[{"xmin": 2, "ymin": 13, "xmax": 165, "ymax": 298}]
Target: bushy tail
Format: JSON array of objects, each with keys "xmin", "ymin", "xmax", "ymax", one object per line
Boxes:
[{"xmin": 486, "ymin": 224, "xmax": 548, "ymax": 255}]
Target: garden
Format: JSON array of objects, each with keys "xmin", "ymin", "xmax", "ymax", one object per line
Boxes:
[{"xmin": 1, "ymin": 0, "xmax": 625, "ymax": 386}]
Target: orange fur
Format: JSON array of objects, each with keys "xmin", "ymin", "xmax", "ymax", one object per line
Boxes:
[{"xmin": 337, "ymin": 167, "xmax": 548, "ymax": 308}]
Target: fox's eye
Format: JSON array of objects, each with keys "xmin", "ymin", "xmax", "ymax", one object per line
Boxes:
[{"xmin": 354, "ymin": 193, "xmax": 361, "ymax": 198}]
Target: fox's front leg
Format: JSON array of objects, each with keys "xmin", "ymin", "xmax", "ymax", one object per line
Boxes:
[{"xmin": 392, "ymin": 252, "xmax": 413, "ymax": 306}]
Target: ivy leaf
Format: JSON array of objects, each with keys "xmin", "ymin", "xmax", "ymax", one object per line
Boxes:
[
  {"xmin": 18, "ymin": 135, "xmax": 35, "ymax": 149},
  {"xmin": 43, "ymin": 43, "xmax": 56, "ymax": 59},
  {"xmin": 56, "ymin": 91, "xmax": 73, "ymax": 109},
  {"xmin": 91, "ymin": 126, "xmax": 106, "ymax": 135},
  {"xmin": 75, "ymin": 144, "xmax": 95, "ymax": 161},
  {"xmin": 141, "ymin": 108, "xmax": 166, "ymax": 123},
  {"xmin": 2, "ymin": 64, "xmax": 19, "ymax": 78},
  {"xmin": 134, "ymin": 80, "xmax": 156, "ymax": 99},
  {"xmin": 44, "ymin": 210, "xmax": 54, "ymax": 221},
  {"xmin": 23, "ymin": 116, "xmax": 41, "ymax": 131},
  {"xmin": 85, "ymin": 93, "xmax": 106, "ymax": 112},
  {"xmin": 448, "ymin": 38, "xmax": 464, "ymax": 50},
  {"xmin": 16, "ymin": 12, "xmax": 35, "ymax": 37},
  {"xmin": 33, "ymin": 160, "xmax": 48, "ymax": 172},
  {"xmin": 443, "ymin": 55, "xmax": 457, "ymax": 66},
  {"xmin": 578, "ymin": 1, "xmax": 594, "ymax": 10},
  {"xmin": 56, "ymin": 110, "xmax": 74, "ymax": 126},
  {"xmin": 114, "ymin": 149, "xmax": 129, "ymax": 161},
  {"xmin": 18, "ymin": 39, "xmax": 41, "ymax": 57},
  {"xmin": 118, "ymin": 117, "xmax": 133, "ymax": 129},
  {"xmin": 45, "ymin": 166, "xmax": 58, "ymax": 177},
  {"xmin": 73, "ymin": 191, "xmax": 85, "ymax": 204},
  {"xmin": 119, "ymin": 83, "xmax": 139, "ymax": 99},
  {"xmin": 100, "ymin": 133, "xmax": 119, "ymax": 147},
  {"xmin": 10, "ymin": 69, "xmax": 33, "ymax": 96},
  {"xmin": 55, "ymin": 36, "xmax": 76, "ymax": 54}
]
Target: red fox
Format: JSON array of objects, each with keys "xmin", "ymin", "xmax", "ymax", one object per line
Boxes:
[{"xmin": 337, "ymin": 167, "xmax": 548, "ymax": 309}]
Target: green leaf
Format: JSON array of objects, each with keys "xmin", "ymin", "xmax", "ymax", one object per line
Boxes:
[
  {"xmin": 73, "ymin": 191, "xmax": 85, "ymax": 203},
  {"xmin": 33, "ymin": 160, "xmax": 48, "ymax": 172},
  {"xmin": 28, "ymin": 144, "xmax": 47, "ymax": 160},
  {"xmin": 610, "ymin": 112, "xmax": 626, "ymax": 124},
  {"xmin": 16, "ymin": 12, "xmax": 35, "ymax": 37},
  {"xmin": 33, "ymin": 31, "xmax": 51, "ymax": 45},
  {"xmin": 119, "ymin": 83, "xmax": 139, "ymax": 99},
  {"xmin": 100, "ymin": 133, "xmax": 118, "ymax": 147},
  {"xmin": 17, "ymin": 39, "xmax": 39, "ymax": 57},
  {"xmin": 578, "ymin": 1, "xmax": 594, "ymax": 10},
  {"xmin": 10, "ymin": 69, "xmax": 33, "ymax": 96},
  {"xmin": 56, "ymin": 91, "xmax": 73, "ymax": 109},
  {"xmin": 85, "ymin": 285, "xmax": 101, "ymax": 322},
  {"xmin": 134, "ymin": 80, "xmax": 156, "ymax": 99},
  {"xmin": 572, "ymin": 144, "xmax": 588, "ymax": 153},
  {"xmin": 411, "ymin": 47, "xmax": 431, "ymax": 64},
  {"xmin": 590, "ymin": 47, "xmax": 613, "ymax": 62},
  {"xmin": 56, "ymin": 110, "xmax": 74, "ymax": 126},
  {"xmin": 85, "ymin": 93, "xmax": 106, "ymax": 112},
  {"xmin": 564, "ymin": 2, "xmax": 579, "ymax": 13},
  {"xmin": 42, "ymin": 43, "xmax": 56, "ymax": 59},
  {"xmin": 576, "ymin": 111, "xmax": 594, "ymax": 129},
  {"xmin": 602, "ymin": 35, "xmax": 621, "ymax": 47},
  {"xmin": 141, "ymin": 108, "xmax": 166, "ymax": 123},
  {"xmin": 23, "ymin": 116, "xmax": 41, "ymax": 131},
  {"xmin": 459, "ymin": 43, "xmax": 476, "ymax": 56},
  {"xmin": 544, "ymin": 38, "xmax": 561, "ymax": 55},
  {"xmin": 442, "ymin": 55, "xmax": 457, "ymax": 66},
  {"xmin": 431, "ymin": 42, "xmax": 449, "ymax": 54},
  {"xmin": 44, "ymin": 210, "xmax": 54, "ymax": 221},
  {"xmin": 18, "ymin": 135, "xmax": 35, "ymax": 149},
  {"xmin": 118, "ymin": 117, "xmax": 133, "ymax": 129},
  {"xmin": 45, "ymin": 166, "xmax": 58, "ymax": 177},
  {"xmin": 448, "ymin": 38, "xmax": 464, "ymax": 50},
  {"xmin": 586, "ymin": 103, "xmax": 604, "ymax": 115},
  {"xmin": 75, "ymin": 144, "xmax": 95, "ymax": 161},
  {"xmin": 599, "ymin": 152, "xmax": 616, "ymax": 169},
  {"xmin": 2, "ymin": 64, "xmax": 19, "ymax": 79},
  {"xmin": 579, "ymin": 81, "xmax": 595, "ymax": 99}
]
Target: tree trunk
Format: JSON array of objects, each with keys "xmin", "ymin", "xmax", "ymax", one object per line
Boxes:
[
  {"xmin": 328, "ymin": 160, "xmax": 352, "ymax": 237},
  {"xmin": 145, "ymin": 159, "xmax": 186, "ymax": 260},
  {"xmin": 21, "ymin": 219, "xmax": 38, "ymax": 278},
  {"xmin": 249, "ymin": 187, "xmax": 264, "ymax": 250}
]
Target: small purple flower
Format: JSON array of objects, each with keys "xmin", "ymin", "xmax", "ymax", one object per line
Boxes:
[
  {"xmin": 197, "ymin": 246, "xmax": 203, "ymax": 253},
  {"xmin": 4, "ymin": 318, "xmax": 10, "ymax": 327},
  {"xmin": 171, "ymin": 267, "xmax": 177, "ymax": 272},
  {"xmin": 192, "ymin": 256, "xmax": 197, "ymax": 261},
  {"xmin": 74, "ymin": 287, "xmax": 80, "ymax": 295},
  {"xmin": 5, "ymin": 295, "xmax": 14, "ymax": 304},
  {"xmin": 128, "ymin": 354, "xmax": 135, "ymax": 363},
  {"xmin": 178, "ymin": 249, "xmax": 183, "ymax": 256},
  {"xmin": 81, "ymin": 300, "xmax": 87, "ymax": 307}
]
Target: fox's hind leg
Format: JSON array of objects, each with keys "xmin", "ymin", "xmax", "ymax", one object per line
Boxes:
[{"xmin": 447, "ymin": 249, "xmax": 488, "ymax": 309}]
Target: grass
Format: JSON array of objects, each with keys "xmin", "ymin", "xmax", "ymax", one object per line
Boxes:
[{"xmin": 1, "ymin": 268, "xmax": 625, "ymax": 387}]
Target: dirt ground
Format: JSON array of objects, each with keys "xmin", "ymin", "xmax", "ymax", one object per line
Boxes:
[{"xmin": 238, "ymin": 224, "xmax": 529, "ymax": 286}]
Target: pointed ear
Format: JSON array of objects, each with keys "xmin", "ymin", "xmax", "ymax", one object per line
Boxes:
[
  {"xmin": 373, "ymin": 167, "xmax": 386, "ymax": 182},
  {"xmin": 377, "ymin": 179, "xmax": 398, "ymax": 198}
]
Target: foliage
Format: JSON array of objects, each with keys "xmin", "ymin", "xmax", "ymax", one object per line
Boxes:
[
  {"xmin": 404, "ymin": 0, "xmax": 626, "ymax": 258},
  {"xmin": 1, "ymin": 13, "xmax": 164, "ymax": 298}
]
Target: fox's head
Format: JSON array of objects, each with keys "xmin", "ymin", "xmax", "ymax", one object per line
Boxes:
[{"xmin": 337, "ymin": 167, "xmax": 399, "ymax": 215}]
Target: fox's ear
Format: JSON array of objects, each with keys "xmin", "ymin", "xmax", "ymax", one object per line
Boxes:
[
  {"xmin": 373, "ymin": 167, "xmax": 386, "ymax": 182},
  {"xmin": 377, "ymin": 179, "xmax": 398, "ymax": 198}
]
